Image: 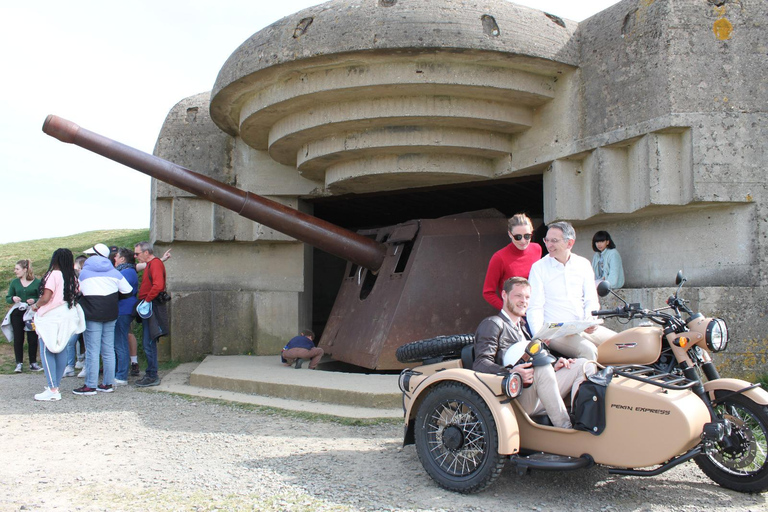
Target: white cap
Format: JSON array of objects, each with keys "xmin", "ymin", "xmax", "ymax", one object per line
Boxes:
[{"xmin": 84, "ymin": 243, "xmax": 110, "ymax": 258}]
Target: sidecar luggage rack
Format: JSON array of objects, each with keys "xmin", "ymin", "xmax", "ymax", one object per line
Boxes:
[{"xmin": 613, "ymin": 365, "xmax": 697, "ymax": 390}]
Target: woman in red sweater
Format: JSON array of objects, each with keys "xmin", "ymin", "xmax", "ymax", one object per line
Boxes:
[{"xmin": 482, "ymin": 213, "xmax": 542, "ymax": 310}]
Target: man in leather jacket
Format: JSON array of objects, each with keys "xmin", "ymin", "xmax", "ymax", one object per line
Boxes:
[{"xmin": 473, "ymin": 277, "xmax": 593, "ymax": 428}]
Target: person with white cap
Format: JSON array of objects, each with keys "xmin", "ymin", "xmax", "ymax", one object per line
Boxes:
[{"xmin": 73, "ymin": 243, "xmax": 133, "ymax": 395}]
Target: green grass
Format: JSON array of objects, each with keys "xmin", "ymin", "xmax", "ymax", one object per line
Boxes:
[
  {"xmin": 1, "ymin": 228, "xmax": 149, "ymax": 296},
  {"xmin": 1, "ymin": 229, "xmax": 149, "ymax": 373}
]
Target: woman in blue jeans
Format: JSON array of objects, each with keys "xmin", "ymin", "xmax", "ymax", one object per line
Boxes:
[
  {"xmin": 74, "ymin": 243, "xmax": 134, "ymax": 395},
  {"xmin": 112, "ymin": 248, "xmax": 138, "ymax": 385},
  {"xmin": 31, "ymin": 249, "xmax": 82, "ymax": 401}
]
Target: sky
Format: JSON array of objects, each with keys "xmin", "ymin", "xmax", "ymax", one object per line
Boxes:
[{"xmin": 0, "ymin": 0, "xmax": 620, "ymax": 244}]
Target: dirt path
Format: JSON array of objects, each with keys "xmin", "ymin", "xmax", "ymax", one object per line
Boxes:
[{"xmin": 1, "ymin": 371, "xmax": 765, "ymax": 511}]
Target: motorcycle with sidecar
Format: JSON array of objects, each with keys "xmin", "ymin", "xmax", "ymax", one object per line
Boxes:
[{"xmin": 397, "ymin": 272, "xmax": 768, "ymax": 494}]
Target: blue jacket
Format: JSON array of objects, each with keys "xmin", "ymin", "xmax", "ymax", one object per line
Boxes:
[
  {"xmin": 284, "ymin": 335, "xmax": 315, "ymax": 351},
  {"xmin": 116, "ymin": 265, "xmax": 138, "ymax": 316},
  {"xmin": 281, "ymin": 335, "xmax": 315, "ymax": 363},
  {"xmin": 592, "ymin": 248, "xmax": 625, "ymax": 289}
]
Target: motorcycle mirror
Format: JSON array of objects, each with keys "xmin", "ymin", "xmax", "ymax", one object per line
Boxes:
[
  {"xmin": 597, "ymin": 279, "xmax": 630, "ymax": 306},
  {"xmin": 675, "ymin": 270, "xmax": 686, "ymax": 285}
]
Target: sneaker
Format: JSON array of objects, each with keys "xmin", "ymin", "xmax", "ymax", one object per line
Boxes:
[
  {"xmin": 130, "ymin": 363, "xmax": 140, "ymax": 376},
  {"xmin": 75, "ymin": 360, "xmax": 84, "ymax": 369},
  {"xmin": 63, "ymin": 366, "xmax": 75, "ymax": 377},
  {"xmin": 14, "ymin": 363, "xmax": 22, "ymax": 373},
  {"xmin": 72, "ymin": 385, "xmax": 97, "ymax": 396},
  {"xmin": 77, "ymin": 368, "xmax": 86, "ymax": 378},
  {"xmin": 30, "ymin": 362, "xmax": 43, "ymax": 372},
  {"xmin": 35, "ymin": 387, "xmax": 61, "ymax": 401},
  {"xmin": 114, "ymin": 378, "xmax": 128, "ymax": 387},
  {"xmin": 97, "ymin": 384, "xmax": 114, "ymax": 393},
  {"xmin": 135, "ymin": 375, "xmax": 161, "ymax": 387}
]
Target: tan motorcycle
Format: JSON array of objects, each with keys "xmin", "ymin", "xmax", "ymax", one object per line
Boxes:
[{"xmin": 397, "ymin": 271, "xmax": 768, "ymax": 493}]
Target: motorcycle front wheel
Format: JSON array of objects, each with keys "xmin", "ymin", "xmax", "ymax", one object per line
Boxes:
[
  {"xmin": 695, "ymin": 393, "xmax": 768, "ymax": 493},
  {"xmin": 414, "ymin": 381, "xmax": 505, "ymax": 493}
]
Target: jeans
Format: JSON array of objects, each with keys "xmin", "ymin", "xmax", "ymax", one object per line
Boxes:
[
  {"xmin": 84, "ymin": 319, "xmax": 117, "ymax": 388},
  {"xmin": 65, "ymin": 333, "xmax": 78, "ymax": 368},
  {"xmin": 142, "ymin": 323, "xmax": 158, "ymax": 378},
  {"xmin": 114, "ymin": 315, "xmax": 133, "ymax": 381},
  {"xmin": 39, "ymin": 336, "xmax": 75, "ymax": 390}
]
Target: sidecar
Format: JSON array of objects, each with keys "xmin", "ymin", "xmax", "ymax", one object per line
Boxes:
[{"xmin": 400, "ymin": 346, "xmax": 717, "ymax": 494}]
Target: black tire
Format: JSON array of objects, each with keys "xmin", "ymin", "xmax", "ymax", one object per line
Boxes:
[
  {"xmin": 695, "ymin": 393, "xmax": 768, "ymax": 493},
  {"xmin": 396, "ymin": 334, "xmax": 474, "ymax": 363},
  {"xmin": 414, "ymin": 381, "xmax": 505, "ymax": 493}
]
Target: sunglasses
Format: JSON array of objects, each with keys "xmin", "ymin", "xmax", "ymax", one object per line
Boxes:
[{"xmin": 511, "ymin": 234, "xmax": 532, "ymax": 241}]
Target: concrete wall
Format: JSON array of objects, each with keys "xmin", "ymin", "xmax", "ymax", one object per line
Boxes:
[
  {"xmin": 562, "ymin": 0, "xmax": 768, "ymax": 377},
  {"xmin": 151, "ymin": 93, "xmax": 319, "ymax": 361}
]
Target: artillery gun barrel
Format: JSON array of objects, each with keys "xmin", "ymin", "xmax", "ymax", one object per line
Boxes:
[{"xmin": 42, "ymin": 115, "xmax": 387, "ymax": 271}]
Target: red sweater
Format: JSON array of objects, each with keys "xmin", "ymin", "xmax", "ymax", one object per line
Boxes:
[
  {"xmin": 138, "ymin": 257, "xmax": 166, "ymax": 302},
  {"xmin": 482, "ymin": 242, "xmax": 542, "ymax": 309}
]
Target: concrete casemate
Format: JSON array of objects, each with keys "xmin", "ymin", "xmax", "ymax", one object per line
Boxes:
[{"xmin": 149, "ymin": 0, "xmax": 768, "ymax": 378}]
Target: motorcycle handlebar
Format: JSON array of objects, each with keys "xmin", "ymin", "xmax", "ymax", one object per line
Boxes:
[{"xmin": 592, "ymin": 307, "xmax": 624, "ymax": 316}]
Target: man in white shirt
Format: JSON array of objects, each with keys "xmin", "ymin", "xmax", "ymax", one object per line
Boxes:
[{"xmin": 527, "ymin": 222, "xmax": 615, "ymax": 360}]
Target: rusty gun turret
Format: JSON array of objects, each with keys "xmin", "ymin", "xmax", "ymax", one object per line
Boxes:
[{"xmin": 43, "ymin": 115, "xmax": 508, "ymax": 369}]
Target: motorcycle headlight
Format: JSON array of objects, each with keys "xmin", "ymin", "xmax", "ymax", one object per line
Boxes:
[
  {"xmin": 502, "ymin": 372, "xmax": 523, "ymax": 399},
  {"xmin": 705, "ymin": 318, "xmax": 728, "ymax": 352}
]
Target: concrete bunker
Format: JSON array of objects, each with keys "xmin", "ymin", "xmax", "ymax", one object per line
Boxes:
[{"xmin": 144, "ymin": 0, "xmax": 767, "ymax": 376}]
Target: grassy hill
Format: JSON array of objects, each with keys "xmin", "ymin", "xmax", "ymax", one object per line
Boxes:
[{"xmin": 0, "ymin": 229, "xmax": 150, "ymax": 293}]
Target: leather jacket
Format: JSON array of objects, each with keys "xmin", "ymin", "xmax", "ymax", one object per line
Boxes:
[{"xmin": 472, "ymin": 313, "xmax": 529, "ymax": 374}]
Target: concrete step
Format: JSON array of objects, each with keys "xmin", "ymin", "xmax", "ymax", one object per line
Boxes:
[{"xmin": 149, "ymin": 355, "xmax": 403, "ymax": 420}]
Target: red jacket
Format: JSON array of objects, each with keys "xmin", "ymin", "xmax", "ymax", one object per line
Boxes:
[
  {"xmin": 482, "ymin": 242, "xmax": 542, "ymax": 309},
  {"xmin": 138, "ymin": 257, "xmax": 166, "ymax": 302}
]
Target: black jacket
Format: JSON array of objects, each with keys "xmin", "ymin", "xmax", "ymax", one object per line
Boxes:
[{"xmin": 472, "ymin": 313, "xmax": 529, "ymax": 374}]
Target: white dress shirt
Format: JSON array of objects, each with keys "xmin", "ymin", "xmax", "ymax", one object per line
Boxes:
[{"xmin": 527, "ymin": 253, "xmax": 600, "ymax": 337}]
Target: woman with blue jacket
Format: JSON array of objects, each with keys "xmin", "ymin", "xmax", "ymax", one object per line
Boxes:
[{"xmin": 592, "ymin": 231, "xmax": 625, "ymax": 289}]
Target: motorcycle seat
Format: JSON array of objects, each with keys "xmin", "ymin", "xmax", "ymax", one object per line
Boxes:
[{"xmin": 461, "ymin": 344, "xmax": 475, "ymax": 369}]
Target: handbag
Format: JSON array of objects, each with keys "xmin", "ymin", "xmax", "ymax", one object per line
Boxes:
[
  {"xmin": 572, "ymin": 366, "xmax": 614, "ymax": 435},
  {"xmin": 155, "ymin": 290, "xmax": 171, "ymax": 305}
]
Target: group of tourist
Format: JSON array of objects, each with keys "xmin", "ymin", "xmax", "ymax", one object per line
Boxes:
[
  {"xmin": 476, "ymin": 214, "xmax": 625, "ymax": 429},
  {"xmin": 3, "ymin": 242, "xmax": 169, "ymax": 401}
]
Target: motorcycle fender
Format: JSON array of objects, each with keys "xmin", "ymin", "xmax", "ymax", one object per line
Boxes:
[
  {"xmin": 704, "ymin": 378, "xmax": 768, "ymax": 405},
  {"xmin": 403, "ymin": 368, "xmax": 521, "ymax": 455}
]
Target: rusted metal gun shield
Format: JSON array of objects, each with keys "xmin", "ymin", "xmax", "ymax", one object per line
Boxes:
[{"xmin": 319, "ymin": 217, "xmax": 507, "ymax": 369}]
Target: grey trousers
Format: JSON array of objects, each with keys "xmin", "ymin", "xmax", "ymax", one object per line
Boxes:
[{"xmin": 517, "ymin": 358, "xmax": 594, "ymax": 428}]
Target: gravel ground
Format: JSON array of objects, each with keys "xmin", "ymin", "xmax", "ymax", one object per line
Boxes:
[{"xmin": 1, "ymin": 370, "xmax": 766, "ymax": 512}]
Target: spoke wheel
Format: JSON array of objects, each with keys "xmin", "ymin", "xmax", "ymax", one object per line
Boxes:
[
  {"xmin": 695, "ymin": 393, "xmax": 768, "ymax": 493},
  {"xmin": 415, "ymin": 382, "xmax": 505, "ymax": 493}
]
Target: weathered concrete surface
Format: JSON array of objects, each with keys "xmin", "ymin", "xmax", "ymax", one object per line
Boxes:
[
  {"xmin": 187, "ymin": 355, "xmax": 401, "ymax": 409},
  {"xmin": 149, "ymin": 0, "xmax": 768, "ymax": 376},
  {"xmin": 153, "ymin": 359, "xmax": 402, "ymax": 418}
]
